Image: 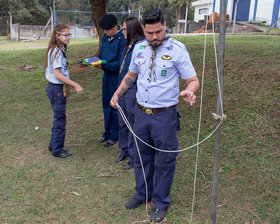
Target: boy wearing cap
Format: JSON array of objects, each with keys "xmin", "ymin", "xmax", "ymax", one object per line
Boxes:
[{"xmin": 96, "ymin": 14, "xmax": 126, "ymax": 147}]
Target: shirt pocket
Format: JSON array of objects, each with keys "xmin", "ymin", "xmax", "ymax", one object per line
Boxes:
[
  {"xmin": 135, "ymin": 58, "xmax": 146, "ymax": 74},
  {"xmin": 156, "ymin": 59, "xmax": 173, "ymax": 81}
]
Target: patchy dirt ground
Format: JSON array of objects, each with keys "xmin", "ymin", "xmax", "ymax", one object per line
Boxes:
[{"xmin": 70, "ymin": 63, "xmax": 93, "ymax": 74}]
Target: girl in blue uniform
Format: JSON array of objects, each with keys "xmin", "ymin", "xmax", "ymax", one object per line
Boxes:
[
  {"xmin": 45, "ymin": 24, "xmax": 84, "ymax": 158},
  {"xmin": 115, "ymin": 17, "xmax": 145, "ymax": 169}
]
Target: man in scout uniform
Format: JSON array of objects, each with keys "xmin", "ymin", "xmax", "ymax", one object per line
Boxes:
[
  {"xmin": 110, "ymin": 8, "xmax": 200, "ymax": 222},
  {"xmin": 96, "ymin": 14, "xmax": 126, "ymax": 147}
]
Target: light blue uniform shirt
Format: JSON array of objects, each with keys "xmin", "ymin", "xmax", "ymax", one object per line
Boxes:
[
  {"xmin": 129, "ymin": 38, "xmax": 197, "ymax": 108},
  {"xmin": 45, "ymin": 46, "xmax": 69, "ymax": 84}
]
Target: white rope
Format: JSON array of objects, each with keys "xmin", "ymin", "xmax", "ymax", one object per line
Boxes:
[
  {"xmin": 189, "ymin": 14, "xmax": 209, "ymax": 224},
  {"xmin": 211, "ymin": 11, "xmax": 224, "ymax": 116},
  {"xmin": 117, "ymin": 103, "xmax": 223, "ymax": 153}
]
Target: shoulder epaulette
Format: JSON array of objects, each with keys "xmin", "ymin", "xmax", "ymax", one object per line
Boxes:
[{"xmin": 170, "ymin": 38, "xmax": 185, "ymax": 49}]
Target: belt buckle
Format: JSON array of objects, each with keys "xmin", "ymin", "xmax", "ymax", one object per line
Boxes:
[{"xmin": 144, "ymin": 108, "xmax": 153, "ymax": 114}]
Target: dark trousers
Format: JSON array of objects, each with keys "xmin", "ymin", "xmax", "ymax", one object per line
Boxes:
[
  {"xmin": 133, "ymin": 105, "xmax": 179, "ymax": 210},
  {"xmin": 117, "ymin": 88, "xmax": 137, "ymax": 163},
  {"xmin": 102, "ymin": 73, "xmax": 119, "ymax": 141},
  {"xmin": 46, "ymin": 83, "xmax": 66, "ymax": 155}
]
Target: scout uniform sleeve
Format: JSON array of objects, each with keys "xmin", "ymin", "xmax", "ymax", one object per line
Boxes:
[
  {"xmin": 175, "ymin": 46, "xmax": 197, "ymax": 80},
  {"xmin": 52, "ymin": 49, "xmax": 63, "ymax": 69}
]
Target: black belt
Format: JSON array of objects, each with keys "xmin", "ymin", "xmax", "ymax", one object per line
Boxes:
[
  {"xmin": 49, "ymin": 82, "xmax": 63, "ymax": 87},
  {"xmin": 136, "ymin": 102, "xmax": 177, "ymax": 115}
]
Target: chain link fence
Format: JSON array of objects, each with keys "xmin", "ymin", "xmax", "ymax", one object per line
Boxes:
[
  {"xmin": 1, "ymin": 10, "xmax": 140, "ymax": 40},
  {"xmin": 54, "ymin": 10, "xmax": 140, "ymax": 39},
  {"xmin": 0, "ymin": 12, "xmax": 23, "ymax": 36}
]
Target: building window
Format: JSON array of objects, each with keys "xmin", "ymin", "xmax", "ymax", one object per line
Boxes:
[{"xmin": 199, "ymin": 8, "xmax": 209, "ymax": 14}]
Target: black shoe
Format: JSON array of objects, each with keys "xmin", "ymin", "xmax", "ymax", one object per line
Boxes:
[
  {"xmin": 125, "ymin": 196, "xmax": 144, "ymax": 209},
  {"xmin": 96, "ymin": 136, "xmax": 108, "ymax": 143},
  {"xmin": 123, "ymin": 161, "xmax": 133, "ymax": 170},
  {"xmin": 116, "ymin": 154, "xmax": 128, "ymax": 163},
  {"xmin": 104, "ymin": 139, "xmax": 117, "ymax": 147},
  {"xmin": 150, "ymin": 209, "xmax": 167, "ymax": 223},
  {"xmin": 52, "ymin": 151, "xmax": 72, "ymax": 158},
  {"xmin": 49, "ymin": 146, "xmax": 68, "ymax": 153}
]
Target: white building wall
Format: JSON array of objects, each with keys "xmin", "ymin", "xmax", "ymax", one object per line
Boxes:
[
  {"xmin": 194, "ymin": 3, "xmax": 213, "ymax": 22},
  {"xmin": 193, "ymin": 0, "xmax": 235, "ymax": 21},
  {"xmin": 227, "ymin": 0, "xmax": 235, "ymax": 20},
  {"xmin": 249, "ymin": 0, "xmax": 256, "ymax": 20},
  {"xmin": 254, "ymin": 0, "xmax": 275, "ymax": 25},
  {"xmin": 278, "ymin": 6, "xmax": 280, "ymax": 27},
  {"xmin": 193, "ymin": 0, "xmax": 278, "ymax": 25}
]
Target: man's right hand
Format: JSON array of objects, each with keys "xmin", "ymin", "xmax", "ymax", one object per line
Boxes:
[
  {"xmin": 75, "ymin": 84, "xmax": 84, "ymax": 95},
  {"xmin": 110, "ymin": 95, "xmax": 118, "ymax": 109}
]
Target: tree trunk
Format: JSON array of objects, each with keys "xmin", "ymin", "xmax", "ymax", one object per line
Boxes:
[
  {"xmin": 89, "ymin": 0, "xmax": 109, "ymax": 56},
  {"xmin": 175, "ymin": 6, "xmax": 180, "ymax": 33},
  {"xmin": 175, "ymin": 2, "xmax": 186, "ymax": 33}
]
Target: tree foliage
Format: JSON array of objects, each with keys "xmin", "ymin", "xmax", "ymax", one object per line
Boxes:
[
  {"xmin": 0, "ymin": 0, "xmax": 52, "ymax": 25},
  {"xmin": 0, "ymin": 0, "xmax": 194, "ymax": 29}
]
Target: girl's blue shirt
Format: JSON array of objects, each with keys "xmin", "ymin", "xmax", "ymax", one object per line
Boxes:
[{"xmin": 45, "ymin": 46, "xmax": 69, "ymax": 84}]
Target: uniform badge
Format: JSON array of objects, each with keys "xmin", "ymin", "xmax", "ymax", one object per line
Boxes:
[
  {"xmin": 161, "ymin": 70, "xmax": 167, "ymax": 76},
  {"xmin": 137, "ymin": 52, "xmax": 144, "ymax": 59},
  {"xmin": 139, "ymin": 45, "xmax": 146, "ymax": 49},
  {"xmin": 161, "ymin": 55, "xmax": 172, "ymax": 60}
]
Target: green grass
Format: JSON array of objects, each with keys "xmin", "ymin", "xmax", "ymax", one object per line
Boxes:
[
  {"xmin": 0, "ymin": 36, "xmax": 8, "ymax": 41},
  {"xmin": 0, "ymin": 35, "xmax": 279, "ymax": 223}
]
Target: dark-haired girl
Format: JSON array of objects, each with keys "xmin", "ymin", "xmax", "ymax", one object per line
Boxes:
[{"xmin": 115, "ymin": 17, "xmax": 145, "ymax": 169}]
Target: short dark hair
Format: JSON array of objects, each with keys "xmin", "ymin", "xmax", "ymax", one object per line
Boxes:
[
  {"xmin": 142, "ymin": 8, "xmax": 164, "ymax": 26},
  {"xmin": 125, "ymin": 17, "xmax": 145, "ymax": 49}
]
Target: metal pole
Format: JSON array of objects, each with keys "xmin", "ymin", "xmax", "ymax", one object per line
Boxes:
[
  {"xmin": 184, "ymin": 2, "xmax": 189, "ymax": 33},
  {"xmin": 232, "ymin": 0, "xmax": 239, "ymax": 33},
  {"xmin": 8, "ymin": 11, "xmax": 12, "ymax": 40},
  {"xmin": 75, "ymin": 11, "xmax": 77, "ymax": 39},
  {"xmin": 53, "ymin": 0, "xmax": 56, "ymax": 27},
  {"xmin": 50, "ymin": 7, "xmax": 53, "ymax": 33},
  {"xmin": 210, "ymin": 0, "xmax": 226, "ymax": 223}
]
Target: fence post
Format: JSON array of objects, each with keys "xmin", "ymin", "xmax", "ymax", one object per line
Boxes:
[{"xmin": 8, "ymin": 11, "xmax": 12, "ymax": 40}]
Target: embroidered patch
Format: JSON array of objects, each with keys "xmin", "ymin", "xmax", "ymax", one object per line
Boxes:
[
  {"xmin": 55, "ymin": 53, "xmax": 60, "ymax": 63},
  {"xmin": 161, "ymin": 55, "xmax": 172, "ymax": 60},
  {"xmin": 137, "ymin": 52, "xmax": 144, "ymax": 58},
  {"xmin": 139, "ymin": 45, "xmax": 146, "ymax": 49},
  {"xmin": 161, "ymin": 70, "xmax": 167, "ymax": 76}
]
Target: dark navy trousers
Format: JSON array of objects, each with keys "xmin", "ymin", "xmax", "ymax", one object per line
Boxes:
[
  {"xmin": 46, "ymin": 82, "xmax": 66, "ymax": 155},
  {"xmin": 102, "ymin": 73, "xmax": 119, "ymax": 141},
  {"xmin": 117, "ymin": 88, "xmax": 137, "ymax": 163},
  {"xmin": 133, "ymin": 105, "xmax": 179, "ymax": 210}
]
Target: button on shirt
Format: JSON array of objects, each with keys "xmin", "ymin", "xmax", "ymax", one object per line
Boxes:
[
  {"xmin": 45, "ymin": 47, "xmax": 69, "ymax": 84},
  {"xmin": 129, "ymin": 38, "xmax": 197, "ymax": 108}
]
